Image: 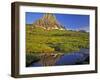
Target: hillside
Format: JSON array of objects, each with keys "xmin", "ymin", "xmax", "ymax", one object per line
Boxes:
[{"xmin": 26, "ymin": 27, "xmax": 89, "ymax": 53}]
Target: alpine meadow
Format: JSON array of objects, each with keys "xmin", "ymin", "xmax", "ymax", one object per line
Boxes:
[{"xmin": 26, "ymin": 13, "xmax": 89, "ymax": 67}]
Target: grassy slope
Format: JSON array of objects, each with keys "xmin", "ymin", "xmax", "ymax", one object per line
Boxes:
[
  {"xmin": 26, "ymin": 25, "xmax": 89, "ymax": 66},
  {"xmin": 26, "ymin": 25, "xmax": 89, "ymax": 54}
]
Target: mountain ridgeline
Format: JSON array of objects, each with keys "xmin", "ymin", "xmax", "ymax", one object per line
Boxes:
[{"xmin": 32, "ymin": 13, "xmax": 65, "ymax": 30}]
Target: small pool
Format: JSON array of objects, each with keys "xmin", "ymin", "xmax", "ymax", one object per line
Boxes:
[{"xmin": 30, "ymin": 48, "xmax": 89, "ymax": 67}]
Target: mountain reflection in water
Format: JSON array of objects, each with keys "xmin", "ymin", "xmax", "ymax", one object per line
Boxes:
[{"xmin": 29, "ymin": 48, "xmax": 89, "ymax": 67}]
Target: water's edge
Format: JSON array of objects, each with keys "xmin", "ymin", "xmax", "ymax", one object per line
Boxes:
[{"xmin": 27, "ymin": 48, "xmax": 89, "ymax": 67}]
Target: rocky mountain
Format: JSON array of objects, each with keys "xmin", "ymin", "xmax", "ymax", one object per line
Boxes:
[{"xmin": 32, "ymin": 13, "xmax": 65, "ymax": 30}]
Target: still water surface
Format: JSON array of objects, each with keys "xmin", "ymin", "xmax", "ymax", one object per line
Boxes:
[{"xmin": 30, "ymin": 48, "xmax": 89, "ymax": 67}]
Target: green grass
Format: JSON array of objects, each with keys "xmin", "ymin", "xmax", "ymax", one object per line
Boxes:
[
  {"xmin": 26, "ymin": 25, "xmax": 89, "ymax": 54},
  {"xmin": 26, "ymin": 53, "xmax": 40, "ymax": 67}
]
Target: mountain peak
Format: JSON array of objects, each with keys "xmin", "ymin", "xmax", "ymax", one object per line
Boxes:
[
  {"xmin": 33, "ymin": 13, "xmax": 65, "ymax": 30},
  {"xmin": 42, "ymin": 13, "xmax": 56, "ymax": 22}
]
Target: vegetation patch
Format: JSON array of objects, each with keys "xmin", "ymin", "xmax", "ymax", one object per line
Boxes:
[
  {"xmin": 26, "ymin": 53, "xmax": 40, "ymax": 67},
  {"xmin": 26, "ymin": 26, "xmax": 89, "ymax": 54}
]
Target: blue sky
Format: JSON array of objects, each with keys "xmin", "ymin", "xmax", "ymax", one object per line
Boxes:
[{"xmin": 26, "ymin": 12, "xmax": 90, "ymax": 32}]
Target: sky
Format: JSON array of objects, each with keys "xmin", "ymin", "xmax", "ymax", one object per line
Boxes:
[{"xmin": 26, "ymin": 12, "xmax": 90, "ymax": 32}]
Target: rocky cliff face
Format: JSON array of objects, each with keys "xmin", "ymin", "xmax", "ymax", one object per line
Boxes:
[{"xmin": 33, "ymin": 13, "xmax": 65, "ymax": 30}]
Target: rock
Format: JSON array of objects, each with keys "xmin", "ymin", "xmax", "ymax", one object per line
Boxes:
[{"xmin": 33, "ymin": 13, "xmax": 65, "ymax": 30}]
